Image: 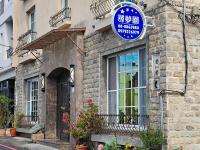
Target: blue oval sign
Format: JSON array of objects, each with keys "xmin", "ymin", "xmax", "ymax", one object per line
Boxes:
[{"xmin": 112, "ymin": 4, "xmax": 146, "ymax": 41}]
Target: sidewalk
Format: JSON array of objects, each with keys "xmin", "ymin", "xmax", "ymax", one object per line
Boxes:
[
  {"xmin": 22, "ymin": 143, "xmax": 58, "ymax": 150},
  {"xmin": 0, "ymin": 137, "xmax": 59, "ymax": 150}
]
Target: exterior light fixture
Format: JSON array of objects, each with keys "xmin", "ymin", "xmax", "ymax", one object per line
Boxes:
[
  {"xmin": 41, "ymin": 73, "xmax": 45, "ymax": 92},
  {"xmin": 70, "ymin": 64, "xmax": 75, "ymax": 87}
]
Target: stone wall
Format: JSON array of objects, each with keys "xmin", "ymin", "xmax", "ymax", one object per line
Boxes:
[
  {"xmin": 165, "ymin": 3, "xmax": 200, "ymax": 150},
  {"xmin": 83, "ymin": 2, "xmax": 167, "ymax": 127},
  {"xmin": 40, "ymin": 32, "xmax": 84, "ymax": 139},
  {"xmin": 83, "ymin": 1, "xmax": 200, "ymax": 149},
  {"xmin": 15, "ymin": 60, "xmax": 44, "ymax": 123}
]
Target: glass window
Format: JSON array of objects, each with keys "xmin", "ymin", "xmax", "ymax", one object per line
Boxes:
[
  {"xmin": 107, "ymin": 48, "xmax": 147, "ymax": 125},
  {"xmin": 28, "ymin": 8, "xmax": 36, "ymax": 41},
  {"xmin": 26, "ymin": 78, "xmax": 38, "ymax": 122}
]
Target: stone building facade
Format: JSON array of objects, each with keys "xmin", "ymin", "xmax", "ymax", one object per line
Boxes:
[
  {"xmin": 83, "ymin": 0, "xmax": 200, "ymax": 149},
  {"xmin": 12, "ymin": 0, "xmax": 200, "ymax": 149}
]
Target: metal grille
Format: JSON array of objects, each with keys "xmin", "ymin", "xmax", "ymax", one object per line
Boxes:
[
  {"xmin": 90, "ymin": 0, "xmax": 114, "ymax": 19},
  {"xmin": 18, "ymin": 30, "xmax": 37, "ymax": 48},
  {"xmin": 90, "ymin": 0, "xmax": 147, "ymax": 19},
  {"xmin": 21, "ymin": 115, "xmax": 39, "ymax": 128},
  {"xmin": 49, "ymin": 7, "xmax": 71, "ymax": 27},
  {"xmin": 94, "ymin": 114, "xmax": 149, "ymax": 135}
]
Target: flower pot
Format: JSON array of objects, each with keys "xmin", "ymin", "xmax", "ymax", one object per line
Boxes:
[
  {"xmin": 1, "ymin": 128, "xmax": 6, "ymax": 136},
  {"xmin": 10, "ymin": 128, "xmax": 16, "ymax": 137},
  {"xmin": 76, "ymin": 145, "xmax": 88, "ymax": 150}
]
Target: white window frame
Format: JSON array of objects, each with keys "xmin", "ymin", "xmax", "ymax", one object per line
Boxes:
[
  {"xmin": 26, "ymin": 77, "xmax": 39, "ymax": 122},
  {"xmin": 107, "ymin": 47, "xmax": 147, "ymax": 126},
  {"xmin": 28, "ymin": 8, "xmax": 36, "ymax": 42}
]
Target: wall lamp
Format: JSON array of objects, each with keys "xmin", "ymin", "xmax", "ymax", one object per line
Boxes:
[
  {"xmin": 41, "ymin": 73, "xmax": 45, "ymax": 92},
  {"xmin": 70, "ymin": 64, "xmax": 75, "ymax": 87}
]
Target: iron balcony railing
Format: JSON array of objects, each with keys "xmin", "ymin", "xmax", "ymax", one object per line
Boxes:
[
  {"xmin": 20, "ymin": 115, "xmax": 39, "ymax": 128},
  {"xmin": 18, "ymin": 30, "xmax": 37, "ymax": 48},
  {"xmin": 90, "ymin": 0, "xmax": 147, "ymax": 19},
  {"xmin": 90, "ymin": 0, "xmax": 114, "ymax": 19},
  {"xmin": 94, "ymin": 114, "xmax": 149, "ymax": 135},
  {"xmin": 49, "ymin": 7, "xmax": 71, "ymax": 27}
]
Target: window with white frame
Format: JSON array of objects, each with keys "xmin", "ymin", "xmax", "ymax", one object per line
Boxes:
[
  {"xmin": 28, "ymin": 7, "xmax": 36, "ymax": 41},
  {"xmin": 26, "ymin": 78, "xmax": 38, "ymax": 121},
  {"xmin": 107, "ymin": 48, "xmax": 147, "ymax": 119}
]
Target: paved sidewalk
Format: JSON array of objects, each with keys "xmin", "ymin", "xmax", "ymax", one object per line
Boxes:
[
  {"xmin": 22, "ymin": 143, "xmax": 58, "ymax": 150},
  {"xmin": 0, "ymin": 137, "xmax": 59, "ymax": 150}
]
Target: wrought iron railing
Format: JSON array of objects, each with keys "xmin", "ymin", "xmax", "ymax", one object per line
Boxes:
[
  {"xmin": 18, "ymin": 30, "xmax": 37, "ymax": 48},
  {"xmin": 90, "ymin": 0, "xmax": 114, "ymax": 19},
  {"xmin": 94, "ymin": 114, "xmax": 149, "ymax": 135},
  {"xmin": 6, "ymin": 48, "xmax": 13, "ymax": 58},
  {"xmin": 49, "ymin": 7, "xmax": 71, "ymax": 27},
  {"xmin": 90, "ymin": 0, "xmax": 147, "ymax": 19},
  {"xmin": 20, "ymin": 115, "xmax": 39, "ymax": 128}
]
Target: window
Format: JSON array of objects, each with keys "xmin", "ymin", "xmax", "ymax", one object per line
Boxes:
[
  {"xmin": 26, "ymin": 78, "xmax": 38, "ymax": 121},
  {"xmin": 107, "ymin": 48, "xmax": 147, "ymax": 124},
  {"xmin": 28, "ymin": 7, "xmax": 36, "ymax": 41},
  {"xmin": 62, "ymin": 0, "xmax": 68, "ymax": 8}
]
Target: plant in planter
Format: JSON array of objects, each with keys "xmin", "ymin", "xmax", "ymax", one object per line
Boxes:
[
  {"xmin": 14, "ymin": 112, "xmax": 25, "ymax": 128},
  {"xmin": 63, "ymin": 99, "xmax": 99, "ymax": 150},
  {"xmin": 0, "ymin": 95, "xmax": 9, "ymax": 136},
  {"xmin": 137, "ymin": 128, "xmax": 166, "ymax": 150}
]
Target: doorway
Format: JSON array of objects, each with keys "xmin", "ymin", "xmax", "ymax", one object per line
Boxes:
[{"xmin": 56, "ymin": 70, "xmax": 70, "ymax": 141}]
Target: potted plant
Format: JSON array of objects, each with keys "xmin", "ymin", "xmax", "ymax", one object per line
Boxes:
[
  {"xmin": 0, "ymin": 95, "xmax": 9, "ymax": 136},
  {"xmin": 8, "ymin": 114, "xmax": 16, "ymax": 137},
  {"xmin": 63, "ymin": 99, "xmax": 99, "ymax": 150},
  {"xmin": 14, "ymin": 112, "xmax": 25, "ymax": 128},
  {"xmin": 137, "ymin": 128, "xmax": 166, "ymax": 150}
]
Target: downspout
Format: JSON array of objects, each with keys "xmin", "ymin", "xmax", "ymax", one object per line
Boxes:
[{"xmin": 98, "ymin": 53, "xmax": 101, "ymax": 114}]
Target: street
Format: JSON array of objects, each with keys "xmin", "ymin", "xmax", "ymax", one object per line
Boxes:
[
  {"xmin": 0, "ymin": 137, "xmax": 58, "ymax": 150},
  {"xmin": 0, "ymin": 137, "xmax": 29, "ymax": 150}
]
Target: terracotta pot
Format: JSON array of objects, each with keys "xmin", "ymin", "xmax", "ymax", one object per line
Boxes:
[
  {"xmin": 76, "ymin": 145, "xmax": 88, "ymax": 150},
  {"xmin": 1, "ymin": 128, "xmax": 6, "ymax": 136},
  {"xmin": 10, "ymin": 128, "xmax": 16, "ymax": 137}
]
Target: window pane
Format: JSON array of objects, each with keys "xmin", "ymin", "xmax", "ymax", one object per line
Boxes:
[
  {"xmin": 126, "ymin": 107, "xmax": 131, "ymax": 115},
  {"xmin": 119, "ymin": 55, "xmax": 125, "ymax": 72},
  {"xmin": 125, "ymin": 72, "xmax": 132, "ymax": 88},
  {"xmin": 125, "ymin": 89, "xmax": 131, "ymax": 107},
  {"xmin": 27, "ymin": 102, "xmax": 30, "ymax": 115},
  {"xmin": 125, "ymin": 53, "xmax": 132, "ymax": 71},
  {"xmin": 132, "ymin": 107, "xmax": 138, "ymax": 116},
  {"xmin": 132, "ymin": 88, "xmax": 138, "ymax": 107},
  {"xmin": 118, "ymin": 73, "xmax": 125, "ymax": 89},
  {"xmin": 139, "ymin": 49, "xmax": 147, "ymax": 86},
  {"xmin": 119, "ymin": 90, "xmax": 124, "ymax": 107},
  {"xmin": 108, "ymin": 57, "xmax": 116, "ymax": 90},
  {"xmin": 27, "ymin": 81, "xmax": 31, "ymax": 102},
  {"xmin": 108, "ymin": 92, "xmax": 117, "ymax": 114},
  {"xmin": 132, "ymin": 52, "xmax": 139, "ymax": 70},
  {"xmin": 132, "ymin": 70, "xmax": 138, "ymax": 87},
  {"xmin": 140, "ymin": 89, "xmax": 147, "ymax": 107}
]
